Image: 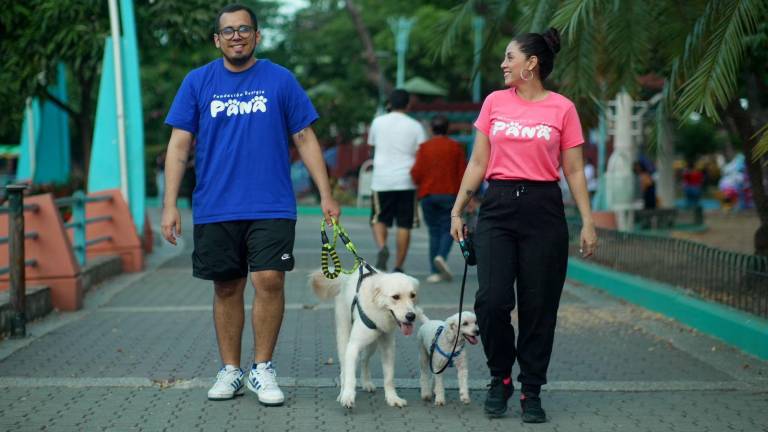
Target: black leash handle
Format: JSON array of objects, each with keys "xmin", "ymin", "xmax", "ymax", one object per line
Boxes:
[{"xmin": 320, "ymin": 222, "xmax": 342, "ymax": 279}]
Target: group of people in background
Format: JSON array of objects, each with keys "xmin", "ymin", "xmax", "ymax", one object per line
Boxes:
[{"xmin": 367, "ymin": 88, "xmax": 466, "ymax": 282}]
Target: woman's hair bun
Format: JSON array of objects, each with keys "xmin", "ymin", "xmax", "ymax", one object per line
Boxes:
[{"xmin": 541, "ymin": 27, "xmax": 561, "ymax": 54}]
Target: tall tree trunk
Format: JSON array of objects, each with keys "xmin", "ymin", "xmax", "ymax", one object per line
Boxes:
[
  {"xmin": 344, "ymin": 0, "xmax": 392, "ymax": 94},
  {"xmin": 725, "ymin": 100, "xmax": 768, "ymax": 256}
]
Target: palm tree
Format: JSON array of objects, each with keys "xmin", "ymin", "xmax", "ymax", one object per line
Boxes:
[{"xmin": 441, "ymin": 0, "xmax": 768, "ymax": 255}]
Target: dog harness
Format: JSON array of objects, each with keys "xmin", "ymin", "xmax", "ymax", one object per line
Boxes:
[
  {"xmin": 351, "ymin": 264, "xmax": 379, "ymax": 331},
  {"xmin": 429, "ymin": 325, "xmax": 464, "ymax": 369},
  {"xmin": 428, "ymin": 233, "xmax": 473, "ymax": 375}
]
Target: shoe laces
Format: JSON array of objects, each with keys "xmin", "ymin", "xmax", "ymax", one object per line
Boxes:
[
  {"xmin": 216, "ymin": 366, "xmax": 241, "ymax": 381},
  {"xmin": 253, "ymin": 363, "xmax": 279, "ymax": 389},
  {"xmin": 487, "ymin": 377, "xmax": 512, "ymax": 398},
  {"xmin": 487, "ymin": 377, "xmax": 507, "ymax": 393}
]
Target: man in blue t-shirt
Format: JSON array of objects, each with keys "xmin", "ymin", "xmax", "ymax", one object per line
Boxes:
[{"xmin": 160, "ymin": 4, "xmax": 340, "ymax": 407}]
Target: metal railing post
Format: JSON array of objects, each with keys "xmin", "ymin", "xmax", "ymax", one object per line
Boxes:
[
  {"xmin": 7, "ymin": 184, "xmax": 27, "ymax": 338},
  {"xmin": 72, "ymin": 190, "xmax": 86, "ymax": 267}
]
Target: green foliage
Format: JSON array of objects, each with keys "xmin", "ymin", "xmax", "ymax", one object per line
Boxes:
[
  {"xmin": 674, "ymin": 0, "xmax": 767, "ymax": 121},
  {"xmin": 0, "ymin": 0, "xmax": 110, "ymax": 143},
  {"xmin": 676, "ymin": 117, "xmax": 724, "ymax": 162},
  {"xmin": 262, "ymin": 0, "xmax": 496, "ymax": 141}
]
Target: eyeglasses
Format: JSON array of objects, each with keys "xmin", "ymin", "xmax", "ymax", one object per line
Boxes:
[{"xmin": 218, "ymin": 25, "xmax": 254, "ymax": 40}]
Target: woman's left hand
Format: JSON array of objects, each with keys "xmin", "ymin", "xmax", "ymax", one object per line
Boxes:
[{"xmin": 580, "ymin": 223, "xmax": 598, "ymax": 258}]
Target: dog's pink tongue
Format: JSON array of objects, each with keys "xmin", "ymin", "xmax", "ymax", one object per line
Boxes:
[{"xmin": 401, "ymin": 323, "xmax": 413, "ymax": 336}]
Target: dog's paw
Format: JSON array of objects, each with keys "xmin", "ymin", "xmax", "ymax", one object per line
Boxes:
[
  {"xmin": 420, "ymin": 392, "xmax": 432, "ymax": 401},
  {"xmin": 337, "ymin": 389, "xmax": 356, "ymax": 408},
  {"xmin": 460, "ymin": 394, "xmax": 471, "ymax": 404},
  {"xmin": 386, "ymin": 394, "xmax": 408, "ymax": 408},
  {"xmin": 434, "ymin": 397, "xmax": 446, "ymax": 406},
  {"xmin": 361, "ymin": 381, "xmax": 376, "ymax": 392}
]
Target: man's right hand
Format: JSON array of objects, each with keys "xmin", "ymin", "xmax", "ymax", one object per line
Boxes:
[{"xmin": 161, "ymin": 205, "xmax": 181, "ymax": 245}]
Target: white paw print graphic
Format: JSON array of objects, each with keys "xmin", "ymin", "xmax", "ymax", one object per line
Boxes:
[
  {"xmin": 251, "ymin": 96, "xmax": 268, "ymax": 113},
  {"xmin": 536, "ymin": 125, "xmax": 552, "ymax": 140},
  {"xmin": 225, "ymin": 99, "xmax": 240, "ymax": 116},
  {"xmin": 506, "ymin": 121, "xmax": 522, "ymax": 137}
]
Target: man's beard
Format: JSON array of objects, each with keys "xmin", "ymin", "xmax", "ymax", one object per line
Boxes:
[{"xmin": 222, "ymin": 47, "xmax": 255, "ymax": 67}]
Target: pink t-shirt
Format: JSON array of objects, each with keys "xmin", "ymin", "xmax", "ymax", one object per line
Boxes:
[{"xmin": 474, "ymin": 88, "xmax": 584, "ymax": 181}]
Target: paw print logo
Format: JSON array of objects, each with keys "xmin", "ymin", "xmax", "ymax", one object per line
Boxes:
[
  {"xmin": 536, "ymin": 125, "xmax": 552, "ymax": 141},
  {"xmin": 225, "ymin": 99, "xmax": 240, "ymax": 116},
  {"xmin": 252, "ymin": 96, "xmax": 268, "ymax": 113},
  {"xmin": 506, "ymin": 121, "xmax": 522, "ymax": 137}
]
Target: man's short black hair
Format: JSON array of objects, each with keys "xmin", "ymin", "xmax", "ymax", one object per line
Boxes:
[
  {"xmin": 215, "ymin": 4, "xmax": 258, "ymax": 33},
  {"xmin": 431, "ymin": 115, "xmax": 449, "ymax": 135},
  {"xmin": 389, "ymin": 89, "xmax": 410, "ymax": 110}
]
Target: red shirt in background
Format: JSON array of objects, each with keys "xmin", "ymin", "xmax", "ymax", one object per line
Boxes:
[
  {"xmin": 410, "ymin": 135, "xmax": 466, "ymax": 199},
  {"xmin": 683, "ymin": 169, "xmax": 704, "ymax": 187}
]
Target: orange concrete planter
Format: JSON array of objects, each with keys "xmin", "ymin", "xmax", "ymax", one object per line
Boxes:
[
  {"xmin": 0, "ymin": 193, "xmax": 83, "ymax": 311},
  {"xmin": 1, "ymin": 189, "xmax": 144, "ymax": 311},
  {"xmin": 79, "ymin": 190, "xmax": 144, "ymax": 273}
]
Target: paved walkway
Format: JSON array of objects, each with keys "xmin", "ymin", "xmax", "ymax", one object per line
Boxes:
[{"xmin": 1, "ymin": 210, "xmax": 766, "ymax": 431}]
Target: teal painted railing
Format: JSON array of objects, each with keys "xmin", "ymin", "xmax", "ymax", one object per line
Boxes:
[
  {"xmin": 568, "ymin": 222, "xmax": 768, "ymax": 318},
  {"xmin": 54, "ymin": 191, "xmax": 113, "ymax": 267},
  {"xmin": 0, "ymin": 193, "xmax": 39, "ymax": 277}
]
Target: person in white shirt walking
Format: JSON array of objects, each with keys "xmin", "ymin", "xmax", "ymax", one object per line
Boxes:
[{"xmin": 367, "ymin": 89, "xmax": 427, "ymax": 272}]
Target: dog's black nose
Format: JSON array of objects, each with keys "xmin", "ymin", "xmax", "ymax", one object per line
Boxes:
[{"xmin": 405, "ymin": 312, "xmax": 416, "ymax": 322}]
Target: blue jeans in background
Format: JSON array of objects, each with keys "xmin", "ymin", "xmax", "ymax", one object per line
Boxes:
[{"xmin": 420, "ymin": 194, "xmax": 455, "ymax": 274}]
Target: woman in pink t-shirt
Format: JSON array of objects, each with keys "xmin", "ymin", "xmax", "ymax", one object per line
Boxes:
[{"xmin": 450, "ymin": 27, "xmax": 597, "ymax": 422}]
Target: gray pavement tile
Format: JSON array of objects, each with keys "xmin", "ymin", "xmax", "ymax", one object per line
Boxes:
[
  {"xmin": 2, "ymin": 213, "xmax": 768, "ymax": 431},
  {"xmin": 1, "ymin": 387, "xmax": 742, "ymax": 431},
  {"xmin": 0, "ymin": 303, "xmax": 735, "ymax": 383}
]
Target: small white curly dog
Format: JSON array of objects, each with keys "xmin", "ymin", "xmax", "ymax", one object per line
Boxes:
[
  {"xmin": 310, "ymin": 269, "xmax": 420, "ymax": 408},
  {"xmin": 417, "ymin": 311, "xmax": 479, "ymax": 405}
]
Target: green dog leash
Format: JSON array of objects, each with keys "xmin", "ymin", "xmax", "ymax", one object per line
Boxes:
[{"xmin": 320, "ymin": 218, "xmax": 363, "ymax": 279}]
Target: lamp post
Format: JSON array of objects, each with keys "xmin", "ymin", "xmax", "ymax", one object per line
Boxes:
[
  {"xmin": 388, "ymin": 17, "xmax": 415, "ymax": 89},
  {"xmin": 472, "ymin": 16, "xmax": 485, "ymax": 103},
  {"xmin": 108, "ymin": 0, "xmax": 129, "ymax": 204}
]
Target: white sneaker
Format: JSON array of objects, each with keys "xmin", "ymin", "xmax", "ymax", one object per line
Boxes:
[
  {"xmin": 426, "ymin": 273, "xmax": 443, "ymax": 283},
  {"xmin": 433, "ymin": 256, "xmax": 453, "ymax": 280},
  {"xmin": 207, "ymin": 365, "xmax": 244, "ymax": 400},
  {"xmin": 247, "ymin": 361, "xmax": 285, "ymax": 406}
]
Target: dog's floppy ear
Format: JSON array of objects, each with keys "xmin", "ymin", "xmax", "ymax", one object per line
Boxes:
[
  {"xmin": 404, "ymin": 274, "xmax": 420, "ymax": 292},
  {"xmin": 371, "ymin": 283, "xmax": 384, "ymax": 306}
]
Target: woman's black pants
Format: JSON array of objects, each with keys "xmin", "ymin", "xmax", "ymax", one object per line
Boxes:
[{"xmin": 474, "ymin": 180, "xmax": 569, "ymax": 389}]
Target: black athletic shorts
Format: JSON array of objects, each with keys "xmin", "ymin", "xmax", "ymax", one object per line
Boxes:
[
  {"xmin": 192, "ymin": 219, "xmax": 296, "ymax": 281},
  {"xmin": 370, "ymin": 190, "xmax": 419, "ymax": 228}
]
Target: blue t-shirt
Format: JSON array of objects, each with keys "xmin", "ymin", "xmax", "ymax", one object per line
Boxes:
[{"xmin": 165, "ymin": 58, "xmax": 318, "ymax": 223}]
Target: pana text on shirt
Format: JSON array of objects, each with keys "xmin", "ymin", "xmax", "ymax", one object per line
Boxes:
[{"xmin": 491, "ymin": 120, "xmax": 552, "ymax": 141}]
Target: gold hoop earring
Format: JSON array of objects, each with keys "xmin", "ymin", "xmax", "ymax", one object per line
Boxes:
[{"xmin": 520, "ymin": 69, "xmax": 533, "ymax": 81}]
